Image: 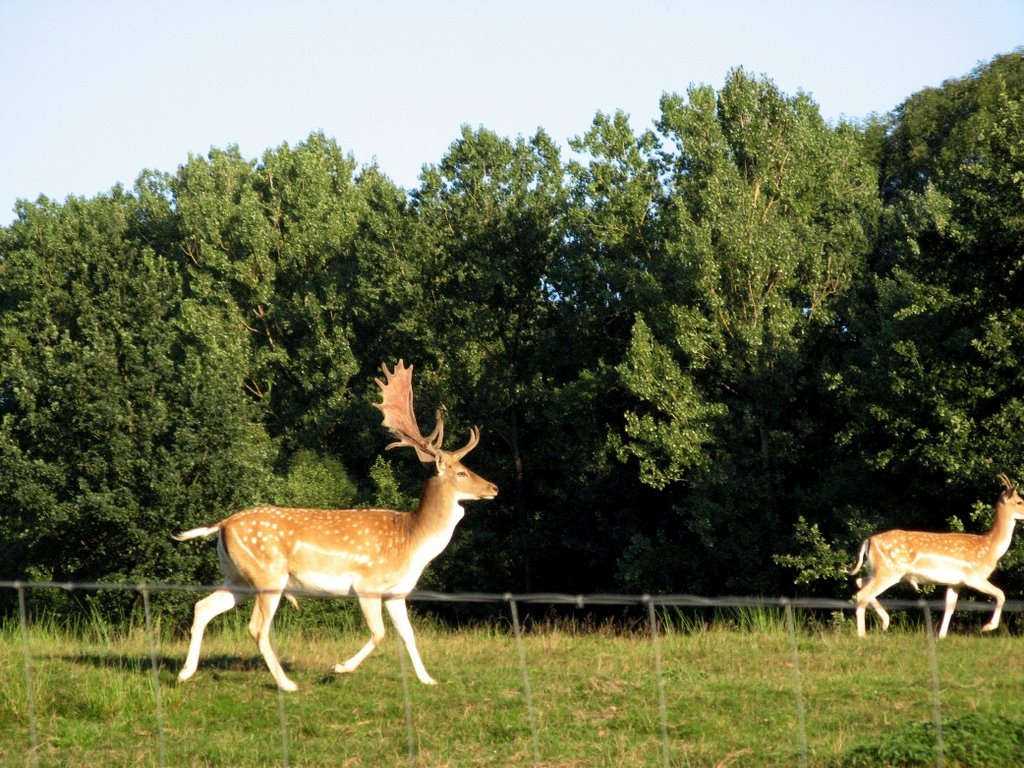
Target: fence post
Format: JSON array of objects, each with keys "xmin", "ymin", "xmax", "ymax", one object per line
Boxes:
[
  {"xmin": 16, "ymin": 584, "xmax": 39, "ymax": 768},
  {"xmin": 139, "ymin": 585, "xmax": 168, "ymax": 768},
  {"xmin": 644, "ymin": 596, "xmax": 671, "ymax": 768},
  {"xmin": 507, "ymin": 595, "xmax": 541, "ymax": 767},
  {"xmin": 393, "ymin": 624, "xmax": 418, "ymax": 767},
  {"xmin": 783, "ymin": 599, "xmax": 809, "ymax": 768},
  {"xmin": 275, "ymin": 687, "xmax": 291, "ymax": 768},
  {"xmin": 920, "ymin": 598, "xmax": 945, "ymax": 768}
]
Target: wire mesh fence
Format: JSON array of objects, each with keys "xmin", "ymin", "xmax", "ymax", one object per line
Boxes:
[{"xmin": 4, "ymin": 579, "xmax": 1023, "ymax": 767}]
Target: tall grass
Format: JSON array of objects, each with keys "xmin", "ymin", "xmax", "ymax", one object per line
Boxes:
[{"xmin": 2, "ymin": 605, "xmax": 1023, "ymax": 766}]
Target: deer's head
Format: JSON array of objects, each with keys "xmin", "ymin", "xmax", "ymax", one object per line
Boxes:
[
  {"xmin": 997, "ymin": 473, "xmax": 1024, "ymax": 520},
  {"xmin": 375, "ymin": 360, "xmax": 498, "ymax": 502}
]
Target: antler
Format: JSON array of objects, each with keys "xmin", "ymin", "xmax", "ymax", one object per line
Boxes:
[
  {"xmin": 449, "ymin": 426, "xmax": 481, "ymax": 461},
  {"xmin": 374, "ymin": 360, "xmax": 443, "ymax": 465},
  {"xmin": 998, "ymin": 473, "xmax": 1017, "ymax": 492},
  {"xmin": 374, "ymin": 360, "xmax": 483, "ymax": 464}
]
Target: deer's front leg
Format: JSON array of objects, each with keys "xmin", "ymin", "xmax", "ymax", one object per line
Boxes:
[
  {"xmin": 386, "ymin": 597, "xmax": 437, "ymax": 685},
  {"xmin": 335, "ymin": 595, "xmax": 386, "ymax": 675},
  {"xmin": 970, "ymin": 580, "xmax": 1006, "ymax": 633}
]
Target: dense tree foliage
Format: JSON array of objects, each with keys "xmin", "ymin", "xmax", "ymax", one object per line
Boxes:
[
  {"xmin": 779, "ymin": 51, "xmax": 1024, "ymax": 587},
  {"xmin": 613, "ymin": 71, "xmax": 880, "ymax": 593},
  {"xmin": 2, "ymin": 53, "xmax": 1022, "ymax": 614}
]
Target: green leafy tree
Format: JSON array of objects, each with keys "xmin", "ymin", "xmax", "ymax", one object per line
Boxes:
[
  {"xmin": 617, "ymin": 69, "xmax": 880, "ymax": 592},
  {"xmin": 410, "ymin": 126, "xmax": 570, "ymax": 590},
  {"xmin": 561, "ymin": 110, "xmax": 664, "ymax": 362},
  {"xmin": 805, "ymin": 52, "xmax": 1024, "ymax": 591},
  {"xmin": 0, "ymin": 192, "xmax": 276, "ymax": 612},
  {"xmin": 172, "ymin": 134, "xmax": 364, "ymax": 451},
  {"xmin": 5, "ymin": 55, "xmax": 1022, "ymax": 611},
  {"xmin": 545, "ymin": 111, "xmax": 675, "ymax": 592}
]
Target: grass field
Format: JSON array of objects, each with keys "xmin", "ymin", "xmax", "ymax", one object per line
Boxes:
[{"xmin": 1, "ymin": 603, "xmax": 1023, "ymax": 767}]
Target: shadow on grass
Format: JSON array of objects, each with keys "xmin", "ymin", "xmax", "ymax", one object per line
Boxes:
[
  {"xmin": 52, "ymin": 651, "xmax": 269, "ymax": 674},
  {"xmin": 48, "ymin": 651, "xmax": 362, "ymax": 690}
]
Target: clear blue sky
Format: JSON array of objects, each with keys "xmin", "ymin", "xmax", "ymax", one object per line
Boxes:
[{"xmin": 1, "ymin": 1, "xmax": 1021, "ymax": 226}]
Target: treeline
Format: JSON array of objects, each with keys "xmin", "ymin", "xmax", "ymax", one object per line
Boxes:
[{"xmin": 1, "ymin": 53, "xmax": 1022, "ymax": 614}]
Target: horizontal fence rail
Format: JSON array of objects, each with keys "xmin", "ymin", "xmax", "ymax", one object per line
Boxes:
[
  {"xmin": 6, "ymin": 579, "xmax": 1024, "ymax": 614},
  {"xmin": 5, "ymin": 579, "xmax": 1024, "ymax": 768}
]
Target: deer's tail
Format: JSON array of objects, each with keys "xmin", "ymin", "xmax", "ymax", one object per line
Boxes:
[
  {"xmin": 847, "ymin": 538, "xmax": 870, "ymax": 580},
  {"xmin": 171, "ymin": 524, "xmax": 221, "ymax": 542},
  {"xmin": 170, "ymin": 523, "xmax": 299, "ymax": 609}
]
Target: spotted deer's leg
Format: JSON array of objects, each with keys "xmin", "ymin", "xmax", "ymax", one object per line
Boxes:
[
  {"xmin": 937, "ymin": 587, "xmax": 959, "ymax": 639},
  {"xmin": 179, "ymin": 585, "xmax": 244, "ymax": 683},
  {"xmin": 335, "ymin": 595, "xmax": 386, "ymax": 675},
  {"xmin": 386, "ymin": 597, "xmax": 436, "ymax": 685}
]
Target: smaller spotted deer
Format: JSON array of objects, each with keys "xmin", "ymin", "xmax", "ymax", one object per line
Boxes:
[
  {"xmin": 173, "ymin": 360, "xmax": 498, "ymax": 690},
  {"xmin": 848, "ymin": 474, "xmax": 1024, "ymax": 638}
]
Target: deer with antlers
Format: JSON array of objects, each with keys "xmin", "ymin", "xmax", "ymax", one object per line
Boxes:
[
  {"xmin": 172, "ymin": 360, "xmax": 498, "ymax": 691},
  {"xmin": 848, "ymin": 474, "xmax": 1024, "ymax": 638}
]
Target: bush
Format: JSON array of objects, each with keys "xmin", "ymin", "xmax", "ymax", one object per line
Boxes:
[
  {"xmin": 278, "ymin": 449, "xmax": 358, "ymax": 508},
  {"xmin": 834, "ymin": 712, "xmax": 1024, "ymax": 767}
]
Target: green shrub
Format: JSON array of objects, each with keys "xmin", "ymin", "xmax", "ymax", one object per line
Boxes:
[{"xmin": 834, "ymin": 713, "xmax": 1024, "ymax": 767}]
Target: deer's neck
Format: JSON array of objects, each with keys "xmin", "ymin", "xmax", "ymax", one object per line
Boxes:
[
  {"xmin": 986, "ymin": 502, "xmax": 1019, "ymax": 560},
  {"xmin": 407, "ymin": 475, "xmax": 465, "ymax": 555}
]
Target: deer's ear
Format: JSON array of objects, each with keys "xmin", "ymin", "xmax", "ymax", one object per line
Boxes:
[{"xmin": 433, "ymin": 452, "xmax": 449, "ymax": 476}]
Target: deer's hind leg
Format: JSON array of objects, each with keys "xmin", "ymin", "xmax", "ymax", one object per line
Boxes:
[
  {"xmin": 854, "ymin": 573, "xmax": 901, "ymax": 637},
  {"xmin": 936, "ymin": 587, "xmax": 959, "ymax": 638},
  {"xmin": 178, "ymin": 584, "xmax": 245, "ymax": 683}
]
